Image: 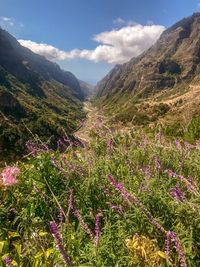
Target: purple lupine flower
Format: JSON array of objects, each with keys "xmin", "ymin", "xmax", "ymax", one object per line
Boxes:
[
  {"xmin": 196, "ymin": 140, "xmax": 200, "ymax": 151},
  {"xmin": 107, "ymin": 203, "xmax": 124, "ymax": 215},
  {"xmin": 107, "ymin": 139, "xmax": 113, "ymax": 154},
  {"xmin": 51, "ymin": 158, "xmax": 70, "ymax": 175},
  {"xmin": 165, "ymin": 231, "xmax": 171, "ymax": 258},
  {"xmin": 5, "ymin": 256, "xmax": 13, "ymax": 267},
  {"xmin": 155, "ymin": 131, "xmax": 162, "ymax": 144},
  {"xmin": 164, "ymin": 169, "xmax": 199, "ymax": 195},
  {"xmin": 139, "ymin": 134, "xmax": 149, "ymax": 151},
  {"xmin": 165, "ymin": 231, "xmax": 187, "ymax": 267},
  {"xmin": 144, "ymin": 165, "xmax": 151, "ymax": 178},
  {"xmin": 73, "ymin": 208, "xmax": 94, "ymax": 241},
  {"xmin": 107, "ymin": 175, "xmax": 167, "ymax": 234},
  {"xmin": 26, "ymin": 141, "xmax": 48, "ymax": 156},
  {"xmin": 154, "ymin": 156, "xmax": 161, "ymax": 174},
  {"xmin": 50, "ymin": 221, "xmax": 72, "ymax": 266},
  {"xmin": 66, "ymin": 189, "xmax": 74, "ymax": 224},
  {"xmin": 184, "ymin": 141, "xmax": 191, "ymax": 151},
  {"xmin": 178, "ymin": 175, "xmax": 199, "ymax": 196},
  {"xmin": 169, "ymin": 184, "xmax": 186, "ymax": 203},
  {"xmin": 187, "ymin": 175, "xmax": 198, "ymax": 189},
  {"xmin": 68, "ymin": 189, "xmax": 74, "ymax": 210},
  {"xmin": 94, "ymin": 212, "xmax": 102, "ymax": 246},
  {"xmin": 165, "ymin": 169, "xmax": 199, "ymax": 196},
  {"xmin": 175, "ymin": 139, "xmax": 182, "ymax": 150},
  {"xmin": 164, "ymin": 169, "xmax": 177, "ymax": 178},
  {"xmin": 58, "ymin": 208, "xmax": 63, "ymax": 226},
  {"xmin": 126, "ymin": 161, "xmax": 137, "ymax": 175},
  {"xmin": 61, "ymin": 156, "xmax": 83, "ymax": 176}
]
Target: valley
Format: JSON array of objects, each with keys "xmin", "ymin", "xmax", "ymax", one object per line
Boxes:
[{"xmin": 0, "ymin": 10, "xmax": 200, "ymax": 267}]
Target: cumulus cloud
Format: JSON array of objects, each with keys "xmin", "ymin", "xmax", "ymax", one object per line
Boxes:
[
  {"xmin": 18, "ymin": 40, "xmax": 69, "ymax": 60},
  {"xmin": 19, "ymin": 23, "xmax": 165, "ymax": 64}
]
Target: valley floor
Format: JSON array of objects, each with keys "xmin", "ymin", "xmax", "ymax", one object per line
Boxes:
[{"xmin": 74, "ymin": 101, "xmax": 105, "ymax": 142}]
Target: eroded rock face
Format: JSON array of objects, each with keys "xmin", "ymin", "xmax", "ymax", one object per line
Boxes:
[{"xmin": 95, "ymin": 13, "xmax": 200, "ymax": 100}]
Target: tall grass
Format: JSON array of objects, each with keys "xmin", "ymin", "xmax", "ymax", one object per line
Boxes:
[{"xmin": 0, "ymin": 125, "xmax": 200, "ymax": 266}]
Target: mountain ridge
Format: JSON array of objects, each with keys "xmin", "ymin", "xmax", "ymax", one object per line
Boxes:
[
  {"xmin": 94, "ymin": 13, "xmax": 200, "ymax": 137},
  {"xmin": 0, "ymin": 27, "xmax": 85, "ymax": 162}
]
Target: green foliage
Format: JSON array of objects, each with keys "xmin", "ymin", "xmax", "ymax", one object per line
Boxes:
[{"xmin": 0, "ymin": 128, "xmax": 200, "ymax": 266}]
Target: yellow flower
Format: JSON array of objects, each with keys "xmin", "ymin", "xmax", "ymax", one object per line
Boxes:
[{"xmin": 126, "ymin": 234, "xmax": 166, "ymax": 266}]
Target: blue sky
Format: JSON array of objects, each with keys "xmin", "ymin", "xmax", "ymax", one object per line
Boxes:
[{"xmin": 1, "ymin": 0, "xmax": 200, "ymax": 84}]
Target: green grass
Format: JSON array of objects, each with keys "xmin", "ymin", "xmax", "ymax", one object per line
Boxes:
[{"xmin": 0, "ymin": 124, "xmax": 200, "ymax": 266}]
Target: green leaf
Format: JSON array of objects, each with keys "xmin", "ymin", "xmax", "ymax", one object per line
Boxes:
[
  {"xmin": 157, "ymin": 251, "xmax": 167, "ymax": 259},
  {"xmin": 0, "ymin": 241, "xmax": 5, "ymax": 254},
  {"xmin": 45, "ymin": 248, "xmax": 54, "ymax": 258}
]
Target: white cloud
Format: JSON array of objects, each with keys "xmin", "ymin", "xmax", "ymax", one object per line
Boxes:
[
  {"xmin": 1, "ymin": 17, "xmax": 11, "ymax": 21},
  {"xmin": 18, "ymin": 40, "xmax": 69, "ymax": 60},
  {"xmin": 113, "ymin": 17, "xmax": 126, "ymax": 25},
  {"xmin": 18, "ymin": 23, "xmax": 165, "ymax": 64},
  {"xmin": 0, "ymin": 16, "xmax": 15, "ymax": 26}
]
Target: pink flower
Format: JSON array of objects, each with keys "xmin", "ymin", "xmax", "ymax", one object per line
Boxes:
[{"xmin": 0, "ymin": 166, "xmax": 20, "ymax": 186}]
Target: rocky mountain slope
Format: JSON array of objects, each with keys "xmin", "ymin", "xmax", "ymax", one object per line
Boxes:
[
  {"xmin": 79, "ymin": 80, "xmax": 94, "ymax": 98},
  {"xmin": 0, "ymin": 27, "xmax": 85, "ymax": 162},
  {"xmin": 94, "ymin": 13, "xmax": 200, "ymax": 137}
]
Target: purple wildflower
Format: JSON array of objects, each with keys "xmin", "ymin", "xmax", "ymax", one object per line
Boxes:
[
  {"xmin": 144, "ymin": 165, "xmax": 151, "ymax": 178},
  {"xmin": 73, "ymin": 208, "xmax": 94, "ymax": 241},
  {"xmin": 178, "ymin": 175, "xmax": 199, "ymax": 196},
  {"xmin": 58, "ymin": 208, "xmax": 63, "ymax": 226},
  {"xmin": 154, "ymin": 156, "xmax": 161, "ymax": 174},
  {"xmin": 175, "ymin": 139, "xmax": 182, "ymax": 150},
  {"xmin": 107, "ymin": 139, "xmax": 113, "ymax": 154},
  {"xmin": 68, "ymin": 189, "xmax": 74, "ymax": 210},
  {"xmin": 169, "ymin": 184, "xmax": 186, "ymax": 203},
  {"xmin": 51, "ymin": 158, "xmax": 70, "ymax": 176},
  {"xmin": 61, "ymin": 156, "xmax": 83, "ymax": 176},
  {"xmin": 107, "ymin": 175, "xmax": 166, "ymax": 234},
  {"xmin": 165, "ymin": 232, "xmax": 171, "ymax": 259},
  {"xmin": 165, "ymin": 231, "xmax": 187, "ymax": 267},
  {"xmin": 107, "ymin": 203, "xmax": 124, "ymax": 215},
  {"xmin": 5, "ymin": 256, "xmax": 13, "ymax": 267},
  {"xmin": 66, "ymin": 189, "xmax": 74, "ymax": 223},
  {"xmin": 126, "ymin": 161, "xmax": 137, "ymax": 175},
  {"xmin": 107, "ymin": 175, "xmax": 187, "ymax": 267},
  {"xmin": 155, "ymin": 131, "xmax": 162, "ymax": 144},
  {"xmin": 164, "ymin": 169, "xmax": 199, "ymax": 196},
  {"xmin": 164, "ymin": 169, "xmax": 177, "ymax": 178},
  {"xmin": 50, "ymin": 221, "xmax": 72, "ymax": 266},
  {"xmin": 94, "ymin": 212, "xmax": 102, "ymax": 246}
]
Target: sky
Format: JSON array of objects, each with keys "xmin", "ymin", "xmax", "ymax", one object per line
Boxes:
[{"xmin": 1, "ymin": 0, "xmax": 200, "ymax": 84}]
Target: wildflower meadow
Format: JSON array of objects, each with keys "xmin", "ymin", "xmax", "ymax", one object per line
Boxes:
[{"xmin": 0, "ymin": 123, "xmax": 200, "ymax": 266}]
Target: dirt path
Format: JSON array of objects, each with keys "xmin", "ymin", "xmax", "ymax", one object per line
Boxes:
[{"xmin": 74, "ymin": 102, "xmax": 104, "ymax": 142}]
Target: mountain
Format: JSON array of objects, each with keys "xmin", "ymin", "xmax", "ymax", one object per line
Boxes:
[
  {"xmin": 94, "ymin": 13, "xmax": 200, "ymax": 138},
  {"xmin": 0, "ymin": 27, "xmax": 85, "ymax": 162},
  {"xmin": 79, "ymin": 80, "xmax": 94, "ymax": 97}
]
